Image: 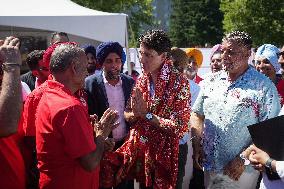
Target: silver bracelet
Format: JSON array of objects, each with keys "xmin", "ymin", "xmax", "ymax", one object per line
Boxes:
[
  {"xmin": 2, "ymin": 63, "xmax": 21, "ymax": 72},
  {"xmin": 3, "ymin": 63, "xmax": 21, "ymax": 67}
]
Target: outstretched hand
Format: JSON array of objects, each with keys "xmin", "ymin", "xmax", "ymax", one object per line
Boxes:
[
  {"xmin": 94, "ymin": 108, "xmax": 119, "ymax": 139},
  {"xmin": 248, "ymin": 145, "xmax": 269, "ymax": 172}
]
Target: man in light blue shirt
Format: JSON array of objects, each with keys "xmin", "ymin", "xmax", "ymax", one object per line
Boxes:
[{"xmin": 190, "ymin": 31, "xmax": 281, "ymax": 189}]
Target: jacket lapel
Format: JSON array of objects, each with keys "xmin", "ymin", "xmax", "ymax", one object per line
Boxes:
[{"xmin": 98, "ymin": 74, "xmax": 109, "ymax": 108}]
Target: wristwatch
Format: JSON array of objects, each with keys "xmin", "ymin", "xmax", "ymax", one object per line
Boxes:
[
  {"xmin": 145, "ymin": 112, "xmax": 153, "ymax": 121},
  {"xmin": 265, "ymin": 158, "xmax": 274, "ymax": 171},
  {"xmin": 239, "ymin": 154, "xmax": 250, "ymax": 166}
]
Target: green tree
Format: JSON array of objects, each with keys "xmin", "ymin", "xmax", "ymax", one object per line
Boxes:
[
  {"xmin": 220, "ymin": 0, "xmax": 284, "ymax": 47},
  {"xmin": 71, "ymin": 0, "xmax": 154, "ymax": 47},
  {"xmin": 169, "ymin": 0, "xmax": 224, "ymax": 47}
]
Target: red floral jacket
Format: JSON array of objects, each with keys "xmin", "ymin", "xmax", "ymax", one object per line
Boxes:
[{"xmin": 100, "ymin": 60, "xmax": 191, "ymax": 189}]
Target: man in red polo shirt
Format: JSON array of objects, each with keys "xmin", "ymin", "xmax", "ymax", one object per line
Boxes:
[
  {"xmin": 0, "ymin": 37, "xmax": 26, "ymax": 189},
  {"xmin": 35, "ymin": 43, "xmax": 118, "ymax": 189},
  {"xmin": 22, "ymin": 42, "xmax": 73, "ymax": 188}
]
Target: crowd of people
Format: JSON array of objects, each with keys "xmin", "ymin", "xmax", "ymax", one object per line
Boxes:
[{"xmin": 0, "ymin": 30, "xmax": 283, "ymax": 189}]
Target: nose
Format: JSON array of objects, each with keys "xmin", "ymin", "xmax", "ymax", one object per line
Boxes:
[{"xmin": 139, "ymin": 54, "xmax": 146, "ymax": 65}]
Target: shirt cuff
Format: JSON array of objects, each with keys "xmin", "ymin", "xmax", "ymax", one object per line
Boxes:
[{"xmin": 276, "ymin": 161, "xmax": 284, "ymax": 181}]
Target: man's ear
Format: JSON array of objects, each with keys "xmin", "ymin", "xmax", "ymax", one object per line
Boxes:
[{"xmin": 70, "ymin": 62, "xmax": 77, "ymax": 75}]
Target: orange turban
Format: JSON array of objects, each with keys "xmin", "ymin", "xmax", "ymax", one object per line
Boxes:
[{"xmin": 185, "ymin": 48, "xmax": 203, "ymax": 68}]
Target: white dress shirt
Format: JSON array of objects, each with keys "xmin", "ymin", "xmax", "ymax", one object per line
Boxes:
[
  {"xmin": 103, "ymin": 74, "xmax": 127, "ymax": 141},
  {"xmin": 260, "ymin": 161, "xmax": 284, "ymax": 189},
  {"xmin": 260, "ymin": 107, "xmax": 284, "ymax": 189}
]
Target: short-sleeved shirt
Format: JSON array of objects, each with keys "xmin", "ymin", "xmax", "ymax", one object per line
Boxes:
[
  {"xmin": 192, "ymin": 67, "xmax": 281, "ymax": 171},
  {"xmin": 36, "ymin": 80, "xmax": 98, "ymax": 189},
  {"xmin": 22, "ymin": 82, "xmax": 49, "ymax": 136},
  {"xmin": 0, "ymin": 132, "xmax": 26, "ymax": 189},
  {"xmin": 23, "ymin": 81, "xmax": 88, "ymax": 137}
]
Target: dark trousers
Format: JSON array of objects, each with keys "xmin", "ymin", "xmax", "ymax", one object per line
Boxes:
[
  {"xmin": 176, "ymin": 143, "xmax": 188, "ymax": 189},
  {"xmin": 188, "ymin": 167, "xmax": 205, "ymax": 189},
  {"xmin": 140, "ymin": 143, "xmax": 188, "ymax": 189}
]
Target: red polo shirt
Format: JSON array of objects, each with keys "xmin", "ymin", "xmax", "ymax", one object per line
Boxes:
[
  {"xmin": 22, "ymin": 82, "xmax": 88, "ymax": 137},
  {"xmin": 22, "ymin": 81, "xmax": 49, "ymax": 137},
  {"xmin": 0, "ymin": 121, "xmax": 26, "ymax": 189},
  {"xmin": 36, "ymin": 80, "xmax": 98, "ymax": 189}
]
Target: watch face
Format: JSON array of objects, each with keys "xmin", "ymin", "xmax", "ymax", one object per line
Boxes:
[
  {"xmin": 146, "ymin": 113, "xmax": 153, "ymax": 120},
  {"xmin": 265, "ymin": 158, "xmax": 273, "ymax": 169}
]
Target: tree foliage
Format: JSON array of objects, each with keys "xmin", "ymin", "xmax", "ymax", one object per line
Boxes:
[
  {"xmin": 220, "ymin": 0, "xmax": 284, "ymax": 47},
  {"xmin": 169, "ymin": 0, "xmax": 224, "ymax": 47},
  {"xmin": 71, "ymin": 0, "xmax": 154, "ymax": 47}
]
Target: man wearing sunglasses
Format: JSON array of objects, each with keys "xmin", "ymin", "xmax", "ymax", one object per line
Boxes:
[{"xmin": 21, "ymin": 50, "xmax": 49, "ymax": 91}]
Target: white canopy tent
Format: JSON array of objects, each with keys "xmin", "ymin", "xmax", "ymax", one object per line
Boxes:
[{"xmin": 0, "ymin": 0, "xmax": 128, "ymax": 47}]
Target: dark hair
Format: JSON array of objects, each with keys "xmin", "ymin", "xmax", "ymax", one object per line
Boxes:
[
  {"xmin": 51, "ymin": 32, "xmax": 69, "ymax": 43},
  {"xmin": 26, "ymin": 50, "xmax": 45, "ymax": 70},
  {"xmin": 83, "ymin": 44, "xmax": 96, "ymax": 57},
  {"xmin": 50, "ymin": 44, "xmax": 84, "ymax": 74},
  {"xmin": 139, "ymin": 29, "xmax": 172, "ymax": 55},
  {"xmin": 223, "ymin": 31, "xmax": 252, "ymax": 49}
]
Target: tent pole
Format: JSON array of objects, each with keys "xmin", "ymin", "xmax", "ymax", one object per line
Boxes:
[{"xmin": 126, "ymin": 15, "xmax": 132, "ymax": 76}]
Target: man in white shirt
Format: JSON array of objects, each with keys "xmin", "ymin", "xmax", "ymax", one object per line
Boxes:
[{"xmin": 85, "ymin": 41, "xmax": 135, "ymax": 189}]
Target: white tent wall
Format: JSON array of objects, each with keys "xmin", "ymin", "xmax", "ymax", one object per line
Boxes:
[{"xmin": 0, "ymin": 0, "xmax": 128, "ymax": 47}]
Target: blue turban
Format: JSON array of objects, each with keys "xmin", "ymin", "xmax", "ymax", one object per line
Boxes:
[
  {"xmin": 96, "ymin": 41, "xmax": 125, "ymax": 65},
  {"xmin": 82, "ymin": 44, "xmax": 96, "ymax": 57},
  {"xmin": 255, "ymin": 44, "xmax": 280, "ymax": 72}
]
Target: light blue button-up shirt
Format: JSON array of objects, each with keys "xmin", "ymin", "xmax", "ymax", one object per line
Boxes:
[{"xmin": 192, "ymin": 67, "xmax": 281, "ymax": 171}]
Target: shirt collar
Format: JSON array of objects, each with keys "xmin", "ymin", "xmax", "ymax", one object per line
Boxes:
[
  {"xmin": 46, "ymin": 80, "xmax": 73, "ymax": 95},
  {"xmin": 219, "ymin": 66, "xmax": 252, "ymax": 82}
]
